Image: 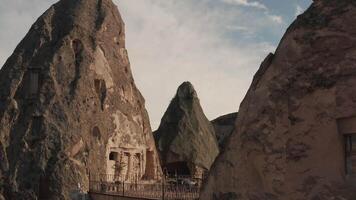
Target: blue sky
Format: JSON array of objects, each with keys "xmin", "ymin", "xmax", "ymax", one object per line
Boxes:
[{"xmin": 0, "ymin": 0, "xmax": 312, "ymax": 129}]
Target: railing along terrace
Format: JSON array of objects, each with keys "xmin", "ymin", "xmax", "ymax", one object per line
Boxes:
[{"xmin": 89, "ymin": 174, "xmax": 200, "ymax": 200}]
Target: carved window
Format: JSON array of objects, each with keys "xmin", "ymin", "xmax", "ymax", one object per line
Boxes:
[
  {"xmin": 109, "ymin": 152, "xmax": 118, "ymax": 161},
  {"xmin": 338, "ymin": 117, "xmax": 356, "ymax": 175}
]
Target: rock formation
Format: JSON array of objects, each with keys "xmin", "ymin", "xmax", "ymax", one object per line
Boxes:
[
  {"xmin": 154, "ymin": 82, "xmax": 219, "ymax": 179},
  {"xmin": 211, "ymin": 112, "xmax": 238, "ymax": 150},
  {"xmin": 0, "ymin": 0, "xmax": 161, "ymax": 199},
  {"xmin": 201, "ymin": 1, "xmax": 356, "ymax": 199}
]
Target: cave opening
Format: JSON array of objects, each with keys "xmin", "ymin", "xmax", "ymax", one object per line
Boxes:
[
  {"xmin": 164, "ymin": 162, "xmax": 191, "ymax": 177},
  {"xmin": 109, "ymin": 152, "xmax": 119, "ymax": 161}
]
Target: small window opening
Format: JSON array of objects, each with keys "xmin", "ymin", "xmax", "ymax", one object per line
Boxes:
[{"xmin": 109, "ymin": 152, "xmax": 118, "ymax": 161}]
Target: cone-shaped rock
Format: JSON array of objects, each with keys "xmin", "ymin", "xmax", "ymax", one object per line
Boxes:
[
  {"xmin": 0, "ymin": 0, "xmax": 161, "ymax": 199},
  {"xmin": 201, "ymin": 1, "xmax": 356, "ymax": 199},
  {"xmin": 154, "ymin": 82, "xmax": 219, "ymax": 179},
  {"xmin": 211, "ymin": 112, "xmax": 238, "ymax": 150}
]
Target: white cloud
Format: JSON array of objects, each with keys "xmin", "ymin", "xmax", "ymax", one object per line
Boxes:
[
  {"xmin": 269, "ymin": 15, "xmax": 284, "ymax": 24},
  {"xmin": 226, "ymin": 25, "xmax": 256, "ymax": 36},
  {"xmin": 222, "ymin": 0, "xmax": 267, "ymax": 10},
  {"xmin": 221, "ymin": 0, "xmax": 284, "ymax": 25},
  {"xmin": 295, "ymin": 5, "xmax": 304, "ymax": 17},
  {"xmin": 226, "ymin": 25, "xmax": 250, "ymax": 32},
  {"xmin": 116, "ymin": 0, "xmax": 275, "ymax": 129}
]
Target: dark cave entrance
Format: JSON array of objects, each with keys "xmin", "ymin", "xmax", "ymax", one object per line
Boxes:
[
  {"xmin": 164, "ymin": 162, "xmax": 191, "ymax": 177},
  {"xmin": 109, "ymin": 152, "xmax": 119, "ymax": 161}
]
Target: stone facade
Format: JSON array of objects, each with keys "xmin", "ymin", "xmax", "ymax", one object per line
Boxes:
[{"xmin": 106, "ymin": 146, "xmax": 159, "ymax": 183}]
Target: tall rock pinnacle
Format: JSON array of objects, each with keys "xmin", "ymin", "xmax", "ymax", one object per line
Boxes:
[
  {"xmin": 0, "ymin": 0, "xmax": 161, "ymax": 199},
  {"xmin": 154, "ymin": 82, "xmax": 219, "ymax": 179},
  {"xmin": 201, "ymin": 1, "xmax": 356, "ymax": 200}
]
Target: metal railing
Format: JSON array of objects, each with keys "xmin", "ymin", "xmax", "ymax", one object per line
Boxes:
[{"xmin": 89, "ymin": 174, "xmax": 200, "ymax": 200}]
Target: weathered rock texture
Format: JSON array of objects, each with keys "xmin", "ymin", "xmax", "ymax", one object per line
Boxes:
[
  {"xmin": 0, "ymin": 0, "xmax": 161, "ymax": 199},
  {"xmin": 211, "ymin": 113, "xmax": 238, "ymax": 150},
  {"xmin": 201, "ymin": 0, "xmax": 356, "ymax": 199},
  {"xmin": 154, "ymin": 82, "xmax": 219, "ymax": 179}
]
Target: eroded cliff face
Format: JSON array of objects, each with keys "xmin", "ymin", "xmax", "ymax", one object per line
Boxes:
[
  {"xmin": 0, "ymin": 0, "xmax": 161, "ymax": 199},
  {"xmin": 154, "ymin": 82, "xmax": 219, "ymax": 179},
  {"xmin": 201, "ymin": 1, "xmax": 356, "ymax": 200}
]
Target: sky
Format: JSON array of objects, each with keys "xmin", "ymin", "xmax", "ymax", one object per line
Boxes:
[{"xmin": 0, "ymin": 0, "xmax": 312, "ymax": 130}]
